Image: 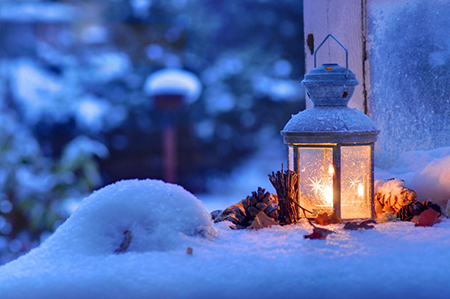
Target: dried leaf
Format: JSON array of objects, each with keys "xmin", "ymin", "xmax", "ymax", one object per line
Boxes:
[
  {"xmin": 248, "ymin": 211, "xmax": 279, "ymax": 230},
  {"xmin": 304, "ymin": 227, "xmax": 334, "ymax": 240},
  {"xmin": 343, "ymin": 220, "xmax": 376, "ymax": 230},
  {"xmin": 314, "ymin": 211, "xmax": 343, "ymax": 225},
  {"xmin": 411, "ymin": 215, "xmax": 420, "ymax": 224},
  {"xmin": 414, "ymin": 208, "xmax": 440, "ymax": 227},
  {"xmin": 314, "ymin": 213, "xmax": 329, "ymax": 225}
]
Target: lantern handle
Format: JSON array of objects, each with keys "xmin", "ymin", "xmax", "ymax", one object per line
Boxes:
[{"xmin": 314, "ymin": 34, "xmax": 349, "ymax": 76}]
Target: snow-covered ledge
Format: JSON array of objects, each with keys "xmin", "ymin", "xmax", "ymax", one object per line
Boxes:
[{"xmin": 1, "ymin": 175, "xmax": 450, "ymax": 298}]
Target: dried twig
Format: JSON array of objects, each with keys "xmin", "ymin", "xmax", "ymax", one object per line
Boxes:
[
  {"xmin": 269, "ymin": 165, "xmax": 308, "ymax": 225},
  {"xmin": 115, "ymin": 230, "xmax": 132, "ymax": 253}
]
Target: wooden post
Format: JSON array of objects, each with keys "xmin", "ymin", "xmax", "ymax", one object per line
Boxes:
[
  {"xmin": 162, "ymin": 126, "xmax": 177, "ymax": 183},
  {"xmin": 303, "ymin": 0, "xmax": 367, "ymax": 113}
]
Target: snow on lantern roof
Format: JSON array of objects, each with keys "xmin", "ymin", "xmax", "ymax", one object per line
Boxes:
[
  {"xmin": 144, "ymin": 68, "xmax": 202, "ymax": 105},
  {"xmin": 282, "ymin": 107, "xmax": 379, "ymax": 144},
  {"xmin": 0, "ymin": 3, "xmax": 78, "ymax": 23}
]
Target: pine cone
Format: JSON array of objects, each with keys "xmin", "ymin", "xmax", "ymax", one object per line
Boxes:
[
  {"xmin": 374, "ymin": 178, "xmax": 417, "ymax": 217},
  {"xmin": 227, "ymin": 187, "xmax": 279, "ymax": 229},
  {"xmin": 396, "ymin": 200, "xmax": 441, "ymax": 221},
  {"xmin": 396, "ymin": 201, "xmax": 426, "ymax": 221}
]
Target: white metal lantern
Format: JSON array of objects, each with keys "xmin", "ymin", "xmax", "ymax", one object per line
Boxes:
[{"xmin": 281, "ymin": 34, "xmax": 380, "ymax": 220}]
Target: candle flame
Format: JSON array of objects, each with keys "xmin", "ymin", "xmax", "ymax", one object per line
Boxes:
[
  {"xmin": 358, "ymin": 183, "xmax": 364, "ymax": 198},
  {"xmin": 328, "ymin": 165, "xmax": 334, "ymax": 176}
]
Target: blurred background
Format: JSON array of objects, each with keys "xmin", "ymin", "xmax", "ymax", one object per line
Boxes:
[{"xmin": 0, "ymin": 0, "xmax": 305, "ymax": 264}]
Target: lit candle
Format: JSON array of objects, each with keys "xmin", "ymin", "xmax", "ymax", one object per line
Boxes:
[
  {"xmin": 358, "ymin": 183, "xmax": 364, "ymax": 198},
  {"xmin": 324, "ymin": 185, "xmax": 333, "ymax": 206}
]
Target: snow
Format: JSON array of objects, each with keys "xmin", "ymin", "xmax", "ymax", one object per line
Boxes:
[
  {"xmin": 143, "ymin": 68, "xmax": 202, "ymax": 104},
  {"xmin": 0, "ymin": 3, "xmax": 78, "ymax": 23},
  {"xmin": 75, "ymin": 96, "xmax": 112, "ymax": 132},
  {"xmin": 283, "ymin": 107, "xmax": 378, "ymax": 133},
  {"xmin": 374, "ymin": 178, "xmax": 405, "ymax": 197},
  {"xmin": 80, "ymin": 25, "xmax": 110, "ymax": 45},
  {"xmin": 1, "ymin": 148, "xmax": 450, "ymax": 298},
  {"xmin": 252, "ymin": 75, "xmax": 302, "ymax": 102},
  {"xmin": 10, "ymin": 59, "xmax": 66, "ymax": 124},
  {"xmin": 88, "ymin": 52, "xmax": 132, "ymax": 81},
  {"xmin": 59, "ymin": 136, "xmax": 109, "ymax": 170}
]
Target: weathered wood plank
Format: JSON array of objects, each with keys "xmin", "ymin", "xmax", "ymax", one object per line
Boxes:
[{"xmin": 303, "ymin": 0, "xmax": 366, "ymax": 112}]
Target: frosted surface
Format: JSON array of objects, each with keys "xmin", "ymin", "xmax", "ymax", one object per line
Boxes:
[
  {"xmin": 341, "ymin": 146, "xmax": 372, "ymax": 219},
  {"xmin": 368, "ymin": 0, "xmax": 450, "ymax": 168}
]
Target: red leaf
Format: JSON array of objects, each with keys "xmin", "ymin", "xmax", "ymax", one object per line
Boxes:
[
  {"xmin": 304, "ymin": 227, "xmax": 333, "ymax": 240},
  {"xmin": 414, "ymin": 208, "xmax": 440, "ymax": 227}
]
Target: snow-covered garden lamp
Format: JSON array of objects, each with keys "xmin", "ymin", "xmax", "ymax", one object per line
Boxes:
[
  {"xmin": 281, "ymin": 34, "xmax": 379, "ymax": 220},
  {"xmin": 144, "ymin": 68, "xmax": 202, "ymax": 183}
]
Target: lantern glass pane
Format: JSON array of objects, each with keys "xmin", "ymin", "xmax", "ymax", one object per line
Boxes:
[
  {"xmin": 288, "ymin": 146, "xmax": 296, "ymax": 171},
  {"xmin": 341, "ymin": 145, "xmax": 372, "ymax": 219},
  {"xmin": 298, "ymin": 147, "xmax": 333, "ymax": 217}
]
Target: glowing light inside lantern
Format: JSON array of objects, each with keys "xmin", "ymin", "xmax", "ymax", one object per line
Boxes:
[
  {"xmin": 328, "ymin": 165, "xmax": 334, "ymax": 175},
  {"xmin": 324, "ymin": 185, "xmax": 333, "ymax": 206},
  {"xmin": 357, "ymin": 183, "xmax": 364, "ymax": 198}
]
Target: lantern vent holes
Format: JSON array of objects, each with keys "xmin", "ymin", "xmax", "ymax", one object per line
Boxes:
[{"xmin": 342, "ymin": 91, "xmax": 348, "ymax": 98}]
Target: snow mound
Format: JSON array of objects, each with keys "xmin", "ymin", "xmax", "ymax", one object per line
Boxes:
[{"xmin": 36, "ymin": 179, "xmax": 217, "ymax": 256}]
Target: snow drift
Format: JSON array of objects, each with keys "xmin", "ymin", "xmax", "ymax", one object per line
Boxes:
[{"xmin": 14, "ymin": 179, "xmax": 217, "ymax": 258}]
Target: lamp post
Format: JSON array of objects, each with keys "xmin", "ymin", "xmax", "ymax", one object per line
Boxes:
[
  {"xmin": 144, "ymin": 68, "xmax": 201, "ymax": 183},
  {"xmin": 281, "ymin": 34, "xmax": 379, "ymax": 220}
]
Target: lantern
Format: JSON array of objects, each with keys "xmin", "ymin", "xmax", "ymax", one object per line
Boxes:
[{"xmin": 281, "ymin": 34, "xmax": 380, "ymax": 220}]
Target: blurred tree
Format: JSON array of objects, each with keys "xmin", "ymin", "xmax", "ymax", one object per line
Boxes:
[{"xmin": 0, "ymin": 0, "xmax": 305, "ymax": 263}]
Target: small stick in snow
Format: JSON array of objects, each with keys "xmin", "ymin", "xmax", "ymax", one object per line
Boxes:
[{"xmin": 115, "ymin": 230, "xmax": 132, "ymax": 253}]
